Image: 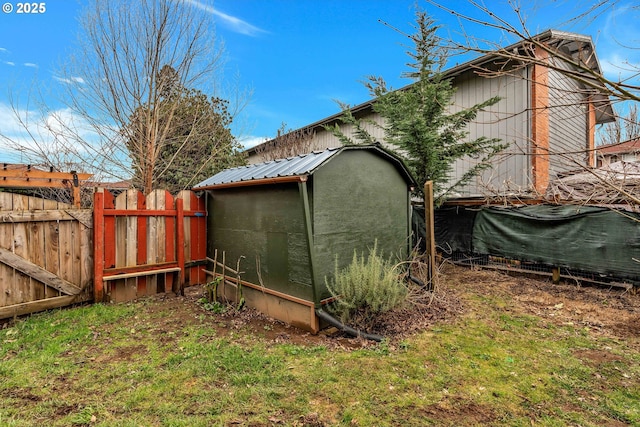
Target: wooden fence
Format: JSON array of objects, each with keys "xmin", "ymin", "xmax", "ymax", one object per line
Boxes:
[
  {"xmin": 93, "ymin": 188, "xmax": 206, "ymax": 303},
  {"xmin": 0, "ymin": 192, "xmax": 93, "ymax": 319},
  {"xmin": 0, "ymin": 188, "xmax": 207, "ymax": 320}
]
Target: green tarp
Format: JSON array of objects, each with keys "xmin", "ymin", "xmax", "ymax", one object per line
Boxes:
[
  {"xmin": 472, "ymin": 205, "xmax": 640, "ymax": 281},
  {"xmin": 430, "ymin": 204, "xmax": 640, "ymax": 283}
]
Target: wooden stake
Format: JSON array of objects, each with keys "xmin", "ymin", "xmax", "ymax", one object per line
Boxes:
[{"xmin": 424, "ymin": 181, "xmax": 436, "ymax": 283}]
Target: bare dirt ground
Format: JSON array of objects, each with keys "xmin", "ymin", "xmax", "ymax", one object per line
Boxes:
[
  {"xmin": 450, "ymin": 265, "xmax": 640, "ymax": 344},
  {"xmin": 144, "ymin": 264, "xmax": 640, "ymax": 351}
]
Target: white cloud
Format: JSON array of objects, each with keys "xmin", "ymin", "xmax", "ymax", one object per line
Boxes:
[
  {"xmin": 0, "ymin": 102, "xmax": 47, "ymax": 163},
  {"xmin": 600, "ymin": 53, "xmax": 639, "ymax": 82},
  {"xmin": 598, "ymin": 3, "xmax": 640, "ymax": 82},
  {"xmin": 0, "ymin": 102, "xmax": 130, "ymax": 180},
  {"xmin": 182, "ymin": 0, "xmax": 267, "ymax": 36},
  {"xmin": 0, "ymin": 47, "xmax": 8, "ymax": 54},
  {"xmin": 23, "ymin": 63, "xmax": 38, "ymax": 68},
  {"xmin": 239, "ymin": 135, "xmax": 268, "ymax": 149},
  {"xmin": 0, "ymin": 102, "xmax": 101, "ymax": 162},
  {"xmin": 3, "ymin": 61, "xmax": 15, "ymax": 66},
  {"xmin": 53, "ymin": 75, "xmax": 86, "ymax": 85},
  {"xmin": 0, "ymin": 103, "xmax": 37, "ymax": 136}
]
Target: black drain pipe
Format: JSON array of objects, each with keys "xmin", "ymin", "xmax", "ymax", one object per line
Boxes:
[
  {"xmin": 315, "ymin": 309, "xmax": 384, "ymax": 342},
  {"xmin": 407, "ymin": 261, "xmax": 432, "ymax": 291}
]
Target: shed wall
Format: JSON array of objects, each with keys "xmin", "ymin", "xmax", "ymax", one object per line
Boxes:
[
  {"xmin": 208, "ymin": 184, "xmax": 313, "ymax": 301},
  {"xmin": 311, "ymin": 150, "xmax": 410, "ymax": 301}
]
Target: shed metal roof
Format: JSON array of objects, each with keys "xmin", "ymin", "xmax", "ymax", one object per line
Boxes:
[
  {"xmin": 194, "ymin": 145, "xmax": 416, "ymax": 190},
  {"xmin": 194, "ymin": 148, "xmax": 341, "ymax": 189}
]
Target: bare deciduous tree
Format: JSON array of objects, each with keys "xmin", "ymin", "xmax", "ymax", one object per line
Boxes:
[
  {"xmin": 600, "ymin": 103, "xmax": 640, "ymax": 146},
  {"xmin": 426, "ymin": 1, "xmax": 639, "ymax": 103},
  {"xmin": 1, "ymin": 0, "xmax": 247, "ymax": 194},
  {"xmin": 255, "ymin": 122, "xmax": 316, "ymax": 162}
]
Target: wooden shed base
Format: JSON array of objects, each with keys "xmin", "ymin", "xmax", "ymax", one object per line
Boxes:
[{"xmin": 214, "ymin": 275, "xmax": 320, "ymax": 334}]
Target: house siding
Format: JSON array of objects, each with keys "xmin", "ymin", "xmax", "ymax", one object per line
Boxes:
[
  {"xmin": 311, "ymin": 112, "xmax": 386, "ymax": 151},
  {"xmin": 448, "ymin": 68, "xmax": 531, "ymax": 197},
  {"xmin": 248, "ymin": 112, "xmax": 386, "ymax": 164},
  {"xmin": 548, "ymin": 59, "xmax": 589, "ymax": 177},
  {"xmin": 249, "ymin": 70, "xmax": 532, "ymax": 197}
]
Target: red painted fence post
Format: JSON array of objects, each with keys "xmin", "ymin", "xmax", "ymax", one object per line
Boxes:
[{"xmin": 93, "ymin": 189, "xmax": 105, "ymax": 302}]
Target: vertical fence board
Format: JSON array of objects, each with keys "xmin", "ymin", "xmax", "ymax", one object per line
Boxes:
[
  {"xmin": 181, "ymin": 191, "xmax": 192, "ymax": 286},
  {"xmin": 27, "ymin": 196, "xmax": 46, "ymax": 301},
  {"xmin": 72, "ymin": 218, "xmax": 82, "ymax": 291},
  {"xmin": 157, "ymin": 191, "xmax": 167, "ymax": 264},
  {"xmin": 136, "ymin": 191, "xmax": 148, "ymax": 296},
  {"xmin": 59, "ymin": 212, "xmax": 74, "ymax": 288},
  {"xmin": 43, "ymin": 198, "xmax": 60, "ymax": 299},
  {"xmin": 79, "ymin": 214, "xmax": 92, "ymax": 302},
  {"xmin": 113, "ymin": 191, "xmax": 128, "ymax": 302},
  {"xmin": 176, "ymin": 198, "xmax": 185, "ymax": 295},
  {"xmin": 157, "ymin": 191, "xmax": 167, "ymax": 292},
  {"xmin": 45, "ymin": 220, "xmax": 61, "ymax": 298},
  {"xmin": 193, "ymin": 193, "xmax": 206, "ymax": 284},
  {"xmin": 104, "ymin": 190, "xmax": 116, "ymax": 270},
  {"xmin": 0, "ymin": 194, "xmax": 14, "ymax": 307},
  {"xmin": 164, "ymin": 191, "xmax": 175, "ymax": 293},
  {"xmin": 93, "ymin": 190, "xmax": 105, "ymax": 302},
  {"xmin": 0, "ymin": 219, "xmax": 9, "ymax": 306},
  {"xmin": 124, "ymin": 190, "xmax": 139, "ymax": 301},
  {"xmin": 165, "ymin": 191, "xmax": 176, "ymax": 263},
  {"xmin": 189, "ymin": 192, "xmax": 198, "ymax": 284},
  {"xmin": 12, "ymin": 194, "xmax": 29, "ymax": 304},
  {"xmin": 146, "ymin": 191, "xmax": 159, "ymax": 295}
]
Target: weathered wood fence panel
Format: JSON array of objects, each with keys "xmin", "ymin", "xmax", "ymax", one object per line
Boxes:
[
  {"xmin": 0, "ymin": 192, "xmax": 93, "ymax": 319},
  {"xmin": 93, "ymin": 189, "xmax": 206, "ymax": 303}
]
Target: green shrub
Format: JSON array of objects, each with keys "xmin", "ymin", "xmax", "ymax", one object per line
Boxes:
[{"xmin": 325, "ymin": 241, "xmax": 407, "ymax": 329}]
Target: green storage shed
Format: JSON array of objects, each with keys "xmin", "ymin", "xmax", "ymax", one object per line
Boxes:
[{"xmin": 194, "ymin": 144, "xmax": 416, "ymax": 332}]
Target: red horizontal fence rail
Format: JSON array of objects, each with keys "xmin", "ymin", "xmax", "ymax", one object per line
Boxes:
[{"xmin": 93, "ymin": 188, "xmax": 206, "ymax": 303}]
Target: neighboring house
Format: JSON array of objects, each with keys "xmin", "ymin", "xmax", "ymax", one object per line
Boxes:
[
  {"xmin": 596, "ymin": 138, "xmax": 640, "ymax": 167},
  {"xmin": 84, "ymin": 180, "xmax": 133, "ymax": 194},
  {"xmin": 247, "ymin": 30, "xmax": 615, "ymax": 198}
]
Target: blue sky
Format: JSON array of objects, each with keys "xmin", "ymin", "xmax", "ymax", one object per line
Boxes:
[{"xmin": 0, "ymin": 0, "xmax": 638, "ymax": 161}]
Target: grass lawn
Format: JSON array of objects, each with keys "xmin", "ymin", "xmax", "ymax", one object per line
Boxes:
[{"xmin": 1, "ymin": 265, "xmax": 638, "ymax": 426}]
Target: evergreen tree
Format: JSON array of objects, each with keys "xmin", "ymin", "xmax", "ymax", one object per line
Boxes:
[
  {"xmin": 328, "ymin": 10, "xmax": 507, "ymax": 202},
  {"xmin": 125, "ymin": 66, "xmax": 245, "ymax": 194}
]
